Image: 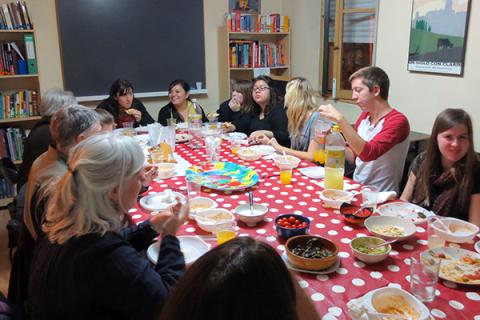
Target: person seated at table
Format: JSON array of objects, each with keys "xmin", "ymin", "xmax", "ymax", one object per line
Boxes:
[
  {"xmin": 97, "ymin": 79, "xmax": 155, "ymax": 128},
  {"xmin": 401, "ymin": 108, "xmax": 480, "ymax": 225},
  {"xmin": 223, "ymin": 76, "xmax": 289, "ymax": 147},
  {"xmin": 318, "ymin": 66, "xmax": 410, "ymax": 193},
  {"xmin": 157, "ymin": 79, "xmax": 208, "ymax": 126},
  {"xmin": 159, "ymin": 236, "xmax": 319, "ymax": 320},
  {"xmin": 266, "ymin": 77, "xmax": 323, "ymax": 160},
  {"xmin": 28, "ymin": 133, "xmax": 187, "ymax": 320},
  {"xmin": 95, "ymin": 108, "xmax": 116, "ymax": 131},
  {"xmin": 216, "ymin": 80, "xmax": 253, "ymax": 126}
]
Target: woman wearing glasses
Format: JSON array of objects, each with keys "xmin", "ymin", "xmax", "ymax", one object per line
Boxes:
[
  {"xmin": 267, "ymin": 77, "xmax": 323, "ymax": 160},
  {"xmin": 224, "ymin": 76, "xmax": 289, "ymax": 147}
]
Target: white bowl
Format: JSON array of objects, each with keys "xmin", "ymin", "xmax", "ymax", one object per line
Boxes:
[
  {"xmin": 431, "ymin": 217, "xmax": 479, "ymax": 243},
  {"xmin": 319, "ymin": 189, "xmax": 354, "ymax": 209},
  {"xmin": 189, "ymin": 197, "xmax": 217, "ymax": 217},
  {"xmin": 272, "ymin": 154, "xmax": 301, "ymax": 168},
  {"xmin": 235, "ymin": 204, "xmax": 268, "ymax": 226},
  {"xmin": 364, "ymin": 216, "xmax": 416, "ymax": 241},
  {"xmin": 154, "ymin": 162, "xmax": 176, "ymax": 180},
  {"xmin": 364, "ymin": 287, "xmax": 430, "ymax": 320},
  {"xmin": 193, "ymin": 208, "xmax": 235, "ymax": 233},
  {"xmin": 238, "ymin": 147, "xmax": 262, "ymax": 161},
  {"xmin": 350, "ymin": 236, "xmax": 391, "ymax": 264},
  {"xmin": 147, "ymin": 236, "xmax": 210, "ymax": 266},
  {"xmin": 139, "ymin": 191, "xmax": 185, "ymax": 213}
]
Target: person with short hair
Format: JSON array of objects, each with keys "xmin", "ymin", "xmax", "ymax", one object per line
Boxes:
[
  {"xmin": 319, "ymin": 66, "xmax": 410, "ymax": 192},
  {"xmin": 95, "ymin": 108, "xmax": 116, "ymax": 131},
  {"xmin": 157, "ymin": 79, "xmax": 208, "ymax": 126},
  {"xmin": 159, "ymin": 236, "xmax": 319, "ymax": 320},
  {"xmin": 28, "ymin": 133, "xmax": 187, "ymax": 320},
  {"xmin": 97, "ymin": 79, "xmax": 155, "ymax": 128},
  {"xmin": 216, "ymin": 80, "xmax": 253, "ymax": 125},
  {"xmin": 267, "ymin": 77, "xmax": 323, "ymax": 160},
  {"xmin": 401, "ymin": 108, "xmax": 480, "ymax": 224}
]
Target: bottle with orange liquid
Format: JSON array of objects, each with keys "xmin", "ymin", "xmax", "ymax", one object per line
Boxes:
[{"xmin": 324, "ymin": 125, "xmax": 345, "ymax": 190}]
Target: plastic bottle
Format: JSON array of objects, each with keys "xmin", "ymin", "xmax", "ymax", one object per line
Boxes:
[
  {"xmin": 188, "ymin": 99, "xmax": 203, "ymax": 149},
  {"xmin": 324, "ymin": 125, "xmax": 345, "ymax": 190}
]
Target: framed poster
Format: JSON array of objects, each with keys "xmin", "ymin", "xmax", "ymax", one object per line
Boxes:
[
  {"xmin": 229, "ymin": 0, "xmax": 260, "ymax": 13},
  {"xmin": 407, "ymin": 0, "xmax": 471, "ymax": 76}
]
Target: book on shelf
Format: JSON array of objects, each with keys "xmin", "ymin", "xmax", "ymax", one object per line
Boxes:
[
  {"xmin": 0, "ymin": 1, "xmax": 32, "ymax": 30},
  {"xmin": 226, "ymin": 12, "xmax": 289, "ymax": 33},
  {"xmin": 229, "ymin": 39, "xmax": 286, "ymax": 68},
  {"xmin": 0, "ymin": 126, "xmax": 26, "ymax": 161},
  {"xmin": 23, "ymin": 33, "xmax": 36, "ymax": 74},
  {"xmin": 0, "ymin": 40, "xmax": 27, "ymax": 75},
  {"xmin": 0, "ymin": 90, "xmax": 39, "ymax": 119}
]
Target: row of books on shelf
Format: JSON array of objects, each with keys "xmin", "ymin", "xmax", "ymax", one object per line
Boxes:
[
  {"xmin": 0, "ymin": 127, "xmax": 27, "ymax": 161},
  {"xmin": 0, "ymin": 90, "xmax": 39, "ymax": 119},
  {"xmin": 0, "ymin": 176, "xmax": 15, "ymax": 198},
  {"xmin": 226, "ymin": 12, "xmax": 289, "ymax": 33},
  {"xmin": 229, "ymin": 40, "xmax": 286, "ymax": 68},
  {"xmin": 0, "ymin": 34, "xmax": 37, "ymax": 75},
  {"xmin": 0, "ymin": 1, "xmax": 32, "ymax": 30}
]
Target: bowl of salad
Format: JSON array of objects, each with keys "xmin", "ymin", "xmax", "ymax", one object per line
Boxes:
[
  {"xmin": 350, "ymin": 236, "xmax": 391, "ymax": 264},
  {"xmin": 285, "ymin": 235, "xmax": 338, "ymax": 271}
]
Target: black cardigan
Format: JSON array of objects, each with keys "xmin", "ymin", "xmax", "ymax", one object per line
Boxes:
[{"xmin": 97, "ymin": 98, "xmax": 155, "ymax": 127}]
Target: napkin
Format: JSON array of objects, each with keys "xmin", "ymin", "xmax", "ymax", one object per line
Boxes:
[
  {"xmin": 147, "ymin": 123, "xmax": 162, "ymax": 146},
  {"xmin": 377, "ymin": 191, "xmax": 397, "ymax": 204},
  {"xmin": 347, "ymin": 295, "xmax": 369, "ymax": 320}
]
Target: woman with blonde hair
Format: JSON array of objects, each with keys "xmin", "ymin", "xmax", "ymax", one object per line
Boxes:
[
  {"xmin": 268, "ymin": 77, "xmax": 323, "ymax": 160},
  {"xmin": 401, "ymin": 108, "xmax": 480, "ymax": 224},
  {"xmin": 28, "ymin": 133, "xmax": 187, "ymax": 319}
]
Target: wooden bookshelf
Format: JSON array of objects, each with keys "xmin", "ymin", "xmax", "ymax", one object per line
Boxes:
[{"xmin": 219, "ymin": 26, "xmax": 291, "ymax": 101}]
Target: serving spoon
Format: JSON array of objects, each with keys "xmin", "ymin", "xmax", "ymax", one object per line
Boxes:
[
  {"xmin": 368, "ymin": 239, "xmax": 397, "ymax": 250},
  {"xmin": 249, "ymin": 191, "xmax": 254, "ymax": 215}
]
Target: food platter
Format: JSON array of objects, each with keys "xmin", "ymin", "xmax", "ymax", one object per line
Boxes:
[
  {"xmin": 429, "ymin": 247, "xmax": 480, "ymax": 285},
  {"xmin": 376, "ymin": 202, "xmax": 434, "ymax": 224},
  {"xmin": 185, "ymin": 161, "xmax": 259, "ymax": 191},
  {"xmin": 281, "ymin": 252, "xmax": 340, "ymax": 274},
  {"xmin": 176, "ymin": 133, "xmax": 192, "ymax": 143}
]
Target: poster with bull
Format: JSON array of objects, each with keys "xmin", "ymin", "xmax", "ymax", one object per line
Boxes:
[{"xmin": 408, "ymin": 0, "xmax": 471, "ymax": 75}]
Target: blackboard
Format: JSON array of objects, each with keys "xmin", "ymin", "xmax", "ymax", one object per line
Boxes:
[{"xmin": 56, "ymin": 0, "xmax": 205, "ymax": 99}]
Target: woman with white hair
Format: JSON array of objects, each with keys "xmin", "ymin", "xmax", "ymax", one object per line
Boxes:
[{"xmin": 27, "ymin": 133, "xmax": 187, "ymax": 320}]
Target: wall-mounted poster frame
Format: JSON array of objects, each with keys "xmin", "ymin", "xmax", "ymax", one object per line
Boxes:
[
  {"xmin": 407, "ymin": 0, "xmax": 471, "ymax": 76},
  {"xmin": 229, "ymin": 0, "xmax": 260, "ymax": 13}
]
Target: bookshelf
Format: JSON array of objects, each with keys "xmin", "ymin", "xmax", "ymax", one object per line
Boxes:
[
  {"xmin": 1, "ymin": 1, "xmax": 40, "ymax": 199},
  {"xmin": 219, "ymin": 27, "xmax": 291, "ymax": 101}
]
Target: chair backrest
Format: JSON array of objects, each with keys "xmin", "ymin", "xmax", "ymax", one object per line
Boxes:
[{"xmin": 0, "ymin": 158, "xmax": 19, "ymax": 187}]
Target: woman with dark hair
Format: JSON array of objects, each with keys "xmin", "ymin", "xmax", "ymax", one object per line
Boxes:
[
  {"xmin": 216, "ymin": 80, "xmax": 253, "ymax": 124},
  {"xmin": 157, "ymin": 79, "xmax": 208, "ymax": 126},
  {"xmin": 159, "ymin": 236, "xmax": 319, "ymax": 320},
  {"xmin": 97, "ymin": 79, "xmax": 155, "ymax": 128},
  {"xmin": 223, "ymin": 76, "xmax": 289, "ymax": 146},
  {"xmin": 401, "ymin": 108, "xmax": 480, "ymax": 224}
]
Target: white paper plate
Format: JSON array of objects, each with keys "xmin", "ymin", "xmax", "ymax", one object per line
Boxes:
[
  {"xmin": 225, "ymin": 132, "xmax": 247, "ymax": 140},
  {"xmin": 147, "ymin": 236, "xmax": 210, "ymax": 265},
  {"xmin": 176, "ymin": 133, "xmax": 192, "ymax": 143},
  {"xmin": 376, "ymin": 202, "xmax": 434, "ymax": 225},
  {"xmin": 281, "ymin": 251, "xmax": 340, "ymax": 274},
  {"xmin": 428, "ymin": 247, "xmax": 480, "ymax": 285},
  {"xmin": 249, "ymin": 145, "xmax": 275, "ymax": 156},
  {"xmin": 299, "ymin": 166, "xmax": 325, "ymax": 179},
  {"xmin": 139, "ymin": 191, "xmax": 185, "ymax": 212}
]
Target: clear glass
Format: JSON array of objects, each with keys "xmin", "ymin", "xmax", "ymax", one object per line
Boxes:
[
  {"xmin": 410, "ymin": 251, "xmax": 440, "ymax": 302},
  {"xmin": 186, "ymin": 176, "xmax": 201, "ymax": 202},
  {"xmin": 427, "ymin": 216, "xmax": 446, "ymax": 249},
  {"xmin": 340, "ymin": 12, "xmax": 376, "ymax": 90},
  {"xmin": 361, "ymin": 185, "xmax": 379, "ymax": 211},
  {"xmin": 215, "ymin": 220, "xmax": 237, "ymax": 245}
]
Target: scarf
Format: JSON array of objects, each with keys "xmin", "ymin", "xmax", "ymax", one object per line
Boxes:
[{"xmin": 430, "ymin": 169, "xmax": 459, "ymax": 217}]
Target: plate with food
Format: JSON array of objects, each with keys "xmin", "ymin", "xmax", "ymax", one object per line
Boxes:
[
  {"xmin": 147, "ymin": 236, "xmax": 210, "ymax": 266},
  {"xmin": 428, "ymin": 247, "xmax": 480, "ymax": 285},
  {"xmin": 281, "ymin": 251, "xmax": 340, "ymax": 275},
  {"xmin": 376, "ymin": 202, "xmax": 434, "ymax": 224},
  {"xmin": 176, "ymin": 133, "xmax": 192, "ymax": 143},
  {"xmin": 249, "ymin": 145, "xmax": 275, "ymax": 156},
  {"xmin": 185, "ymin": 161, "xmax": 259, "ymax": 191},
  {"xmin": 364, "ymin": 216, "xmax": 416, "ymax": 241},
  {"xmin": 139, "ymin": 190, "xmax": 185, "ymax": 212}
]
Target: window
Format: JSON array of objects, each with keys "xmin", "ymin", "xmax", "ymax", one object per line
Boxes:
[{"xmin": 320, "ymin": 0, "xmax": 378, "ymax": 100}]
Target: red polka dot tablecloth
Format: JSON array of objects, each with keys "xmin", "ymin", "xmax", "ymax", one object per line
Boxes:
[{"xmin": 130, "ymin": 142, "xmax": 480, "ymax": 320}]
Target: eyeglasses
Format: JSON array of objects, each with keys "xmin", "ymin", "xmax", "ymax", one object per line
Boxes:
[{"xmin": 252, "ymin": 86, "xmax": 270, "ymax": 92}]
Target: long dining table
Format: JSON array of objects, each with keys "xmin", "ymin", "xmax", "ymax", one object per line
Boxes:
[{"xmin": 132, "ymin": 139, "xmax": 479, "ymax": 320}]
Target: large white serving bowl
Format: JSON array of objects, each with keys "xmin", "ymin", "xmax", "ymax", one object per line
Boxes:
[
  {"xmin": 319, "ymin": 189, "xmax": 354, "ymax": 209},
  {"xmin": 364, "ymin": 216, "xmax": 416, "ymax": 241},
  {"xmin": 193, "ymin": 208, "xmax": 235, "ymax": 233},
  {"xmin": 364, "ymin": 287, "xmax": 430, "ymax": 320},
  {"xmin": 147, "ymin": 236, "xmax": 210, "ymax": 266},
  {"xmin": 430, "ymin": 217, "xmax": 479, "ymax": 243},
  {"xmin": 188, "ymin": 197, "xmax": 217, "ymax": 218},
  {"xmin": 139, "ymin": 191, "xmax": 185, "ymax": 213}
]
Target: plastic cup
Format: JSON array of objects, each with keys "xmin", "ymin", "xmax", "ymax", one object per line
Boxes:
[
  {"xmin": 215, "ymin": 220, "xmax": 237, "ymax": 245},
  {"xmin": 167, "ymin": 118, "xmax": 176, "ymax": 127},
  {"xmin": 196, "ymin": 81, "xmax": 202, "ymax": 90},
  {"xmin": 230, "ymin": 139, "xmax": 242, "ymax": 154},
  {"xmin": 279, "ymin": 162, "xmax": 293, "ymax": 185},
  {"xmin": 122, "ymin": 120, "xmax": 134, "ymax": 128},
  {"xmin": 186, "ymin": 176, "xmax": 201, "ymax": 201},
  {"xmin": 427, "ymin": 216, "xmax": 446, "ymax": 249},
  {"xmin": 361, "ymin": 185, "xmax": 379, "ymax": 211},
  {"xmin": 409, "ymin": 250, "xmax": 440, "ymax": 302}
]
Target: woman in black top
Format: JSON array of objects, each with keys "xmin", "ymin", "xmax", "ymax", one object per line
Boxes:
[
  {"xmin": 97, "ymin": 79, "xmax": 154, "ymax": 128},
  {"xmin": 216, "ymin": 80, "xmax": 253, "ymax": 125},
  {"xmin": 224, "ymin": 76, "xmax": 289, "ymax": 147}
]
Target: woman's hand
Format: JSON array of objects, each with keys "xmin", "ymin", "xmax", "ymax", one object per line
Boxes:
[
  {"xmin": 149, "ymin": 211, "xmax": 174, "ymax": 234},
  {"xmin": 248, "ymin": 130, "xmax": 272, "ymax": 144},
  {"xmin": 127, "ymin": 108, "xmax": 142, "ymax": 122},
  {"xmin": 268, "ymin": 137, "xmax": 283, "ymax": 152},
  {"xmin": 162, "ymin": 199, "xmax": 189, "ymax": 236},
  {"xmin": 318, "ymin": 104, "xmax": 344, "ymax": 124},
  {"xmin": 221, "ymin": 122, "xmax": 236, "ymax": 133},
  {"xmin": 228, "ymin": 97, "xmax": 241, "ymax": 112},
  {"xmin": 142, "ymin": 165, "xmax": 158, "ymax": 187}
]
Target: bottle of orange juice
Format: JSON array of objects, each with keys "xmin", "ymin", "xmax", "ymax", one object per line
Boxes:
[{"xmin": 324, "ymin": 125, "xmax": 345, "ymax": 190}]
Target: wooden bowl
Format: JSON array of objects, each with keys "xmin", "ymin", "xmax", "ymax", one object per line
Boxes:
[{"xmin": 285, "ymin": 235, "xmax": 338, "ymax": 271}]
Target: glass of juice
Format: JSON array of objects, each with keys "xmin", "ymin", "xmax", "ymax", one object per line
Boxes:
[
  {"xmin": 215, "ymin": 220, "xmax": 237, "ymax": 245},
  {"xmin": 230, "ymin": 138, "xmax": 242, "ymax": 154},
  {"xmin": 278, "ymin": 162, "xmax": 293, "ymax": 185}
]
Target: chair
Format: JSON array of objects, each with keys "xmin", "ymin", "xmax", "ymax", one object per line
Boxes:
[{"xmin": 0, "ymin": 158, "xmax": 20, "ymax": 262}]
